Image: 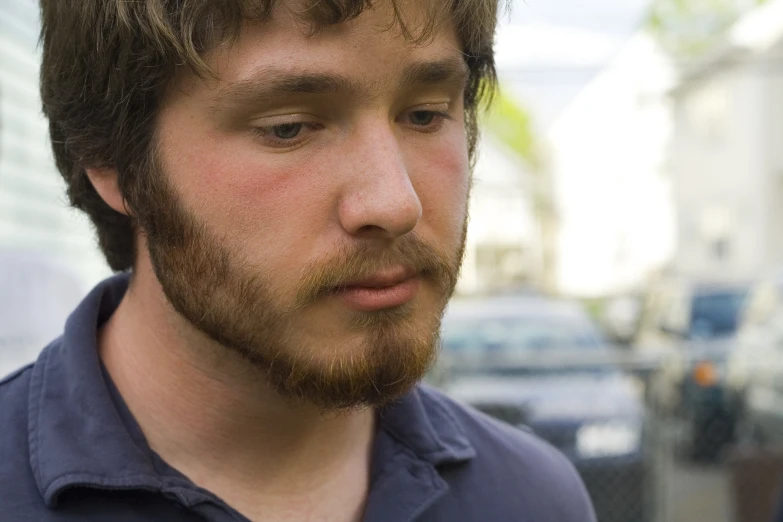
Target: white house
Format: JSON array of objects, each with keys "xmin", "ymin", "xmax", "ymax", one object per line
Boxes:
[
  {"xmin": 668, "ymin": 0, "xmax": 783, "ymax": 281},
  {"xmin": 457, "ymin": 136, "xmax": 540, "ymax": 295},
  {"xmin": 548, "ymin": 31, "xmax": 677, "ymax": 297},
  {"xmin": 0, "ymin": 1, "xmax": 110, "ymax": 372},
  {"xmin": 0, "ymin": 1, "xmax": 109, "ymax": 286}
]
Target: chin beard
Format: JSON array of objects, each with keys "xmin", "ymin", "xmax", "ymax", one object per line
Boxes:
[{"xmin": 136, "ymin": 157, "xmax": 464, "ymax": 409}]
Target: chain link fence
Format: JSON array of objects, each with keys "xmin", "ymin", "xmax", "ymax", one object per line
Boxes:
[{"xmin": 435, "ymin": 352, "xmax": 783, "ymax": 522}]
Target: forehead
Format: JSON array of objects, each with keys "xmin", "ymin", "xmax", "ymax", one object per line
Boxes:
[{"xmin": 196, "ymin": 0, "xmax": 463, "ymax": 93}]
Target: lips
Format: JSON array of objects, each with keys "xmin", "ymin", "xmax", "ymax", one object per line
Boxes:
[
  {"xmin": 332, "ymin": 267, "xmax": 420, "ymax": 311},
  {"xmin": 340, "ymin": 267, "xmax": 418, "ymax": 290}
]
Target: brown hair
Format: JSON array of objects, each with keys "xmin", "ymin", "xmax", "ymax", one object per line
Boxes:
[{"xmin": 39, "ymin": 0, "xmax": 501, "ymax": 272}]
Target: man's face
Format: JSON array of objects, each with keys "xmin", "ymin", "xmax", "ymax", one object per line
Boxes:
[{"xmin": 140, "ymin": 0, "xmax": 471, "ymax": 408}]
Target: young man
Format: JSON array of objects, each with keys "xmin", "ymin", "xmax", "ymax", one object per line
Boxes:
[{"xmin": 0, "ymin": 1, "xmax": 596, "ymax": 520}]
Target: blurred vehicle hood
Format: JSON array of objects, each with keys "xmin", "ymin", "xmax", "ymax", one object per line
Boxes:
[
  {"xmin": 682, "ymin": 337, "xmax": 735, "ymax": 363},
  {"xmin": 441, "ymin": 347, "xmax": 661, "ymax": 375},
  {"xmin": 444, "ymin": 372, "xmax": 643, "ymax": 422}
]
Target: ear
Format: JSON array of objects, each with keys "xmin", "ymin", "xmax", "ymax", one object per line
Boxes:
[{"xmin": 85, "ymin": 167, "xmax": 130, "ymax": 216}]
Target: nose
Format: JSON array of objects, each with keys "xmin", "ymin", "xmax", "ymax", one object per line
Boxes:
[{"xmin": 337, "ymin": 125, "xmax": 423, "ymax": 240}]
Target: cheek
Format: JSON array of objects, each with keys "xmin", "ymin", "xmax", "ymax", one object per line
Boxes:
[
  {"xmin": 171, "ymin": 133, "xmax": 330, "ymax": 238},
  {"xmin": 409, "ymin": 134, "xmax": 470, "ymax": 232}
]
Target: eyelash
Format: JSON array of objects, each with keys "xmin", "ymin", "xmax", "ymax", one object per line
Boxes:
[
  {"xmin": 251, "ymin": 122, "xmax": 323, "ymax": 148},
  {"xmin": 404, "ymin": 110, "xmax": 451, "ymax": 133},
  {"xmin": 251, "ymin": 108, "xmax": 453, "ymax": 149}
]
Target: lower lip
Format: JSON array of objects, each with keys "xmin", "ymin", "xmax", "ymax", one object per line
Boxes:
[{"xmin": 335, "ymin": 277, "xmax": 420, "ymax": 312}]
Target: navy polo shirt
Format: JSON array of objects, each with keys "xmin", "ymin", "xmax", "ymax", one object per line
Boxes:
[{"xmin": 0, "ymin": 275, "xmax": 596, "ymax": 521}]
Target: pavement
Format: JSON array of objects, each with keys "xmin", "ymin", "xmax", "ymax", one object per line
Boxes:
[
  {"xmin": 661, "ymin": 461, "xmax": 733, "ymax": 522},
  {"xmin": 647, "ymin": 412, "xmax": 747, "ymax": 522}
]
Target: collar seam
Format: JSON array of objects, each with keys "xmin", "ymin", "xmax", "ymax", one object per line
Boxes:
[
  {"xmin": 379, "ymin": 421, "xmax": 445, "ymax": 462},
  {"xmin": 379, "ymin": 391, "xmax": 475, "ymax": 465},
  {"xmin": 44, "ymin": 472, "xmax": 163, "ymax": 509},
  {"xmin": 427, "ymin": 392, "xmax": 474, "ymax": 451},
  {"xmin": 27, "ymin": 341, "xmax": 51, "ymax": 498},
  {"xmin": 46, "ymin": 471, "xmax": 162, "ymax": 495}
]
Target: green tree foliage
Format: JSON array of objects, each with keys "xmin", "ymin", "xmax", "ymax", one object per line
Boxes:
[
  {"xmin": 484, "ymin": 89, "xmax": 542, "ymax": 171},
  {"xmin": 482, "ymin": 90, "xmax": 558, "ymax": 293},
  {"xmin": 647, "ymin": 0, "xmax": 770, "ymax": 58}
]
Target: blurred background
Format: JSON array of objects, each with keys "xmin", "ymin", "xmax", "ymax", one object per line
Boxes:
[{"xmin": 4, "ymin": 0, "xmax": 783, "ymax": 520}]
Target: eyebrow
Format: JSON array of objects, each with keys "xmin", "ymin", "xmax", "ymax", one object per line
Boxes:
[
  {"xmin": 398, "ymin": 56, "xmax": 470, "ymax": 91},
  {"xmin": 212, "ymin": 56, "xmax": 470, "ymax": 112}
]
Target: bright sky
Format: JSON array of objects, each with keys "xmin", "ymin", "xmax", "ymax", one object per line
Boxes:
[{"xmin": 495, "ymin": 0, "xmax": 654, "ymax": 128}]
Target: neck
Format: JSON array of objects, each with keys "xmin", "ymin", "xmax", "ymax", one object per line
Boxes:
[{"xmin": 99, "ymin": 261, "xmax": 375, "ymax": 517}]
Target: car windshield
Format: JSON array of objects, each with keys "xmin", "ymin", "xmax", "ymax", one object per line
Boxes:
[
  {"xmin": 441, "ymin": 316, "xmax": 604, "ymax": 354},
  {"xmin": 690, "ymin": 290, "xmax": 748, "ymax": 339}
]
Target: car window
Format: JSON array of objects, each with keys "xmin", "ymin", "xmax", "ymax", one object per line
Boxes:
[
  {"xmin": 441, "ymin": 316, "xmax": 604, "ymax": 354},
  {"xmin": 689, "ymin": 290, "xmax": 747, "ymax": 338}
]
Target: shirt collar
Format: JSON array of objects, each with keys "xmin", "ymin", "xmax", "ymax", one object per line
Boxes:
[
  {"xmin": 377, "ymin": 385, "xmax": 475, "ymax": 466},
  {"xmin": 27, "ymin": 273, "xmax": 475, "ymax": 508},
  {"xmin": 28, "ymin": 273, "xmax": 161, "ymax": 507}
]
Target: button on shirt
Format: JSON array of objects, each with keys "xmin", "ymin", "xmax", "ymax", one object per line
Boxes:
[{"xmin": 0, "ymin": 275, "xmax": 596, "ymax": 521}]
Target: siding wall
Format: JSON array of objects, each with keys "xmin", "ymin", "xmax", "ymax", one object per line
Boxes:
[{"xmin": 0, "ymin": 0, "xmax": 109, "ymax": 288}]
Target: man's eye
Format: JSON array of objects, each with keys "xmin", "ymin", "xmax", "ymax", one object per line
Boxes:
[
  {"xmin": 271, "ymin": 123, "xmax": 303, "ymax": 140},
  {"xmin": 251, "ymin": 121, "xmax": 322, "ymax": 148},
  {"xmin": 409, "ymin": 111, "xmax": 437, "ymax": 126}
]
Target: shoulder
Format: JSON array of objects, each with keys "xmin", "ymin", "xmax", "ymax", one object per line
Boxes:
[
  {"xmin": 0, "ymin": 362, "xmax": 34, "ymax": 420},
  {"xmin": 0, "ymin": 355, "xmax": 50, "ymax": 517},
  {"xmin": 417, "ymin": 384, "xmax": 596, "ymax": 522},
  {"xmin": 0, "ymin": 360, "xmax": 35, "ymax": 465}
]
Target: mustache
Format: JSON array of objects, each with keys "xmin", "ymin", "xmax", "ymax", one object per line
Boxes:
[{"xmin": 292, "ymin": 233, "xmax": 459, "ymax": 309}]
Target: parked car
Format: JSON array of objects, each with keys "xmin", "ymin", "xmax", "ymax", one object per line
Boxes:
[
  {"xmin": 726, "ymin": 270, "xmax": 783, "ymax": 449},
  {"xmin": 438, "ymin": 295, "xmax": 654, "ymax": 522},
  {"xmin": 635, "ymin": 279, "xmax": 749, "ymax": 460}
]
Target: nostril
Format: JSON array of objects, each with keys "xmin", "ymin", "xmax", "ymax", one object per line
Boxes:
[
  {"xmin": 352, "ymin": 224, "xmax": 396, "ymax": 240},
  {"xmin": 356, "ymin": 224, "xmax": 385, "ymax": 235}
]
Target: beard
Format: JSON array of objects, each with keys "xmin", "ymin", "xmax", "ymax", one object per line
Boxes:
[{"xmin": 132, "ymin": 155, "xmax": 468, "ymax": 410}]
